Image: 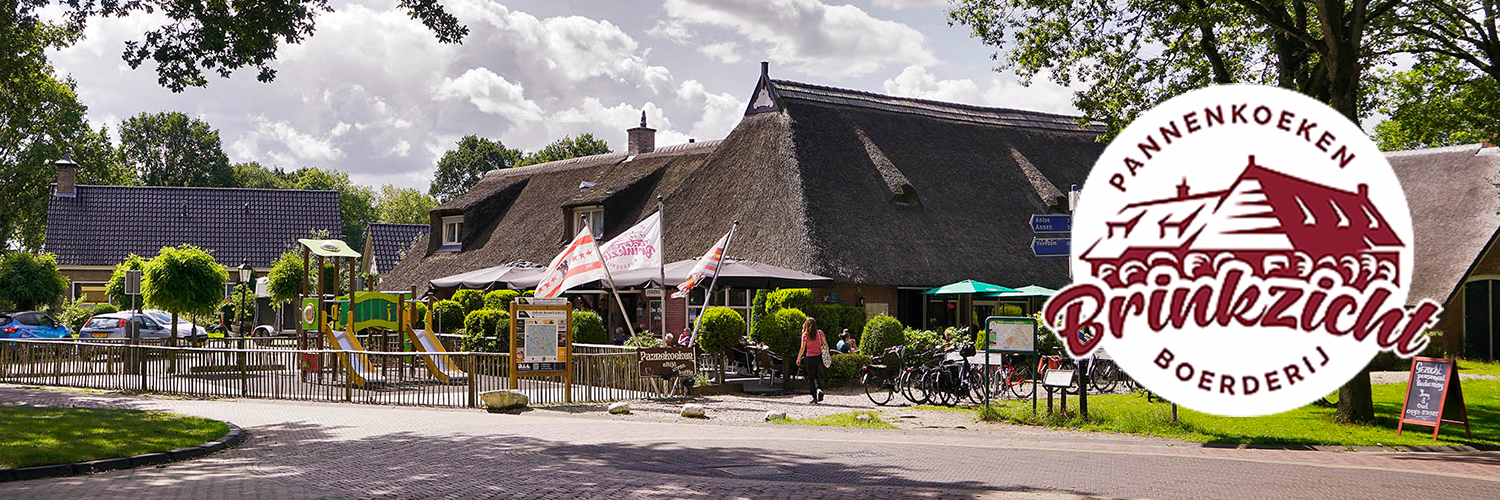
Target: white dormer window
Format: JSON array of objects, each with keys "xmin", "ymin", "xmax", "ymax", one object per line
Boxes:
[
  {"xmin": 573, "ymin": 205, "xmax": 604, "ymax": 239},
  {"xmin": 442, "ymin": 216, "xmax": 463, "ymax": 246}
]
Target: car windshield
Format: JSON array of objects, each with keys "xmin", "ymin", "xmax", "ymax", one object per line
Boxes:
[
  {"xmin": 146, "ymin": 311, "xmax": 173, "ymax": 324},
  {"xmin": 85, "ymin": 317, "xmax": 121, "ymax": 329}
]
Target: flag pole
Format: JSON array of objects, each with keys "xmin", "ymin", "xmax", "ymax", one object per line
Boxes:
[
  {"xmin": 691, "ymin": 221, "xmax": 738, "ymax": 340},
  {"xmin": 656, "ymin": 196, "xmax": 668, "ymax": 338},
  {"xmin": 584, "ymin": 215, "xmax": 637, "ymax": 339}
]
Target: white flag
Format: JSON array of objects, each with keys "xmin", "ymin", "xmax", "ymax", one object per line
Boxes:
[
  {"xmin": 600, "ymin": 211, "xmax": 662, "ymax": 273},
  {"xmin": 535, "ymin": 228, "xmax": 607, "ymax": 298}
]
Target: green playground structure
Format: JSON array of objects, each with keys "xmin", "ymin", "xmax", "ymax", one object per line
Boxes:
[{"xmin": 294, "ymin": 239, "xmax": 467, "ymax": 388}]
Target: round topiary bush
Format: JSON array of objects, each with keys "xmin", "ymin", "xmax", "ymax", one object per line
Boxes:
[
  {"xmin": 570, "ymin": 310, "xmax": 607, "ymax": 344},
  {"xmin": 752, "ymin": 308, "xmax": 807, "ymax": 362},
  {"xmin": 460, "ymin": 309, "xmax": 509, "ymax": 352},
  {"xmin": 840, "ymin": 306, "xmax": 867, "ymax": 337},
  {"xmin": 696, "ymin": 307, "xmax": 745, "ymax": 356},
  {"xmin": 91, "ymin": 303, "xmax": 120, "ymax": 315},
  {"xmin": 431, "ymin": 300, "xmax": 465, "ymax": 333},
  {"xmin": 484, "ymin": 290, "xmax": 521, "ymax": 312},
  {"xmin": 765, "ymin": 288, "xmax": 814, "ymax": 314},
  {"xmin": 451, "ymin": 289, "xmax": 484, "ymax": 314},
  {"xmin": 860, "ymin": 314, "xmax": 905, "ymax": 358},
  {"xmin": 805, "ymin": 304, "xmax": 842, "ymax": 340}
]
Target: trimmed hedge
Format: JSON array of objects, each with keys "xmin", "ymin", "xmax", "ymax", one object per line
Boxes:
[
  {"xmin": 752, "ymin": 308, "xmax": 807, "ymax": 361},
  {"xmin": 860, "ymin": 314, "xmax": 905, "ymax": 358},
  {"xmin": 765, "ymin": 288, "xmax": 814, "ymax": 314},
  {"xmin": 750, "ymin": 289, "xmax": 769, "ymax": 333},
  {"xmin": 826, "ymin": 353, "xmax": 872, "ymax": 380},
  {"xmin": 484, "ymin": 290, "xmax": 521, "ymax": 312},
  {"xmin": 570, "ymin": 310, "xmax": 607, "ymax": 344},
  {"xmin": 805, "ymin": 304, "xmax": 867, "ymax": 340},
  {"xmin": 903, "ymin": 328, "xmax": 944, "ymax": 355},
  {"xmin": 696, "ymin": 307, "xmax": 745, "ymax": 355},
  {"xmin": 431, "ymin": 300, "xmax": 465, "ymax": 333},
  {"xmin": 410, "ymin": 302, "xmax": 428, "ymax": 330},
  {"xmin": 460, "ymin": 309, "xmax": 509, "ymax": 353},
  {"xmin": 451, "ymin": 289, "xmax": 484, "ymax": 315}
]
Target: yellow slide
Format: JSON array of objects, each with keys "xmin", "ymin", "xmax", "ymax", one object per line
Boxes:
[
  {"xmin": 324, "ymin": 328, "xmax": 388, "ymax": 387},
  {"xmin": 408, "ymin": 327, "xmax": 468, "ymax": 384}
]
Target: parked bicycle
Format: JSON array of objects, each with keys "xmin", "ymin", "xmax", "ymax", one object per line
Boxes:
[
  {"xmin": 860, "ymin": 345, "xmax": 906, "ymax": 406},
  {"xmin": 983, "ymin": 352, "xmax": 1035, "ymax": 399}
]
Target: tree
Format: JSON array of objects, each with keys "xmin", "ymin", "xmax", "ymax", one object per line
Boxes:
[
  {"xmin": 375, "ymin": 185, "xmax": 437, "ymax": 224},
  {"xmin": 1395, "ymin": 1, "xmax": 1500, "ymax": 91},
  {"xmin": 696, "ymin": 307, "xmax": 746, "ymax": 383},
  {"xmin": 141, "ymin": 245, "xmax": 227, "ymax": 347},
  {"xmin": 290, "ymin": 167, "xmax": 378, "ymax": 244},
  {"xmin": 106, "ymin": 254, "xmax": 149, "ymax": 309},
  {"xmin": 429, "ymin": 136, "xmax": 522, "ymax": 203},
  {"xmin": 232, "ymin": 162, "xmax": 294, "ymax": 189},
  {"xmin": 752, "ymin": 308, "xmax": 809, "ymax": 382},
  {"xmin": 0, "ymin": 252, "xmax": 68, "ymax": 311},
  {"xmin": 1372, "ymin": 55, "xmax": 1500, "ymax": 150},
  {"xmin": 119, "ymin": 112, "xmax": 235, "ymax": 187},
  {"xmin": 517, "ymin": 134, "xmax": 613, "ymax": 167},
  {"xmin": 265, "ymin": 250, "xmax": 306, "ymax": 305},
  {"xmin": 570, "ymin": 310, "xmax": 607, "ymax": 344}
]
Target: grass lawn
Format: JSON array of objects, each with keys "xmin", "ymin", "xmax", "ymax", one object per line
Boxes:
[
  {"xmin": 771, "ymin": 411, "xmax": 898, "ymax": 430},
  {"xmin": 1453, "ymin": 358, "xmax": 1500, "ymax": 377},
  {"xmin": 0, "ymin": 406, "xmax": 229, "ymax": 469},
  {"xmin": 978, "ymin": 378, "xmax": 1498, "ymax": 447}
]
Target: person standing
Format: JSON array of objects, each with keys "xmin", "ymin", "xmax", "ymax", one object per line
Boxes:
[{"xmin": 797, "ymin": 317, "xmax": 827, "ymax": 403}]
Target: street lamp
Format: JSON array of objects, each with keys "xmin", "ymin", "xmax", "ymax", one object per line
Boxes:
[{"xmin": 238, "ymin": 261, "xmax": 252, "ymax": 337}]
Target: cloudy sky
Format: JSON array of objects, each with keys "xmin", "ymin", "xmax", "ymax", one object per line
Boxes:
[{"xmin": 47, "ymin": 0, "xmax": 1079, "ymax": 191}]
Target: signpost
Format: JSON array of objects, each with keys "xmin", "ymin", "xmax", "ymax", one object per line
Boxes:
[
  {"xmin": 1397, "ymin": 357, "xmax": 1471, "ymax": 440},
  {"xmin": 1029, "ymin": 214, "xmax": 1072, "ymax": 233},
  {"xmin": 1030, "ymin": 237, "xmax": 1071, "ymax": 257},
  {"xmin": 509, "ymin": 296, "xmax": 573, "ymax": 402}
]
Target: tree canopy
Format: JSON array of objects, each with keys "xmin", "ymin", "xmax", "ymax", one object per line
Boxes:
[
  {"xmin": 517, "ymin": 134, "xmax": 613, "ymax": 167},
  {"xmin": 429, "ymin": 135, "xmax": 522, "ymax": 203},
  {"xmin": 290, "ymin": 167, "xmax": 377, "ymax": 244},
  {"xmin": 141, "ymin": 244, "xmax": 228, "ymax": 319},
  {"xmin": 1372, "ymin": 55, "xmax": 1500, "ymax": 150},
  {"xmin": 106, "ymin": 254, "xmax": 149, "ymax": 308},
  {"xmin": 119, "ymin": 111, "xmax": 235, "ymax": 187},
  {"xmin": 0, "ymin": 252, "xmax": 68, "ymax": 311},
  {"xmin": 376, "ymin": 185, "xmax": 437, "ymax": 225}
]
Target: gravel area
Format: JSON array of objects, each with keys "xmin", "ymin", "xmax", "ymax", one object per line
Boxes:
[{"xmin": 1369, "ymin": 371, "xmax": 1498, "ymax": 385}]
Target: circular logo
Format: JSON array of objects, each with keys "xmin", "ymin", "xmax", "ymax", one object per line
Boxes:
[
  {"xmin": 1044, "ymin": 85, "xmax": 1443, "ymax": 416},
  {"xmin": 302, "ymin": 305, "xmax": 317, "ymax": 325}
]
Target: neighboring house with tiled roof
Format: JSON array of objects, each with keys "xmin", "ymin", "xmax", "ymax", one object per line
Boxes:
[
  {"xmin": 44, "ymin": 168, "xmax": 342, "ymax": 304},
  {"xmin": 362, "ymin": 223, "xmax": 428, "ymax": 277}
]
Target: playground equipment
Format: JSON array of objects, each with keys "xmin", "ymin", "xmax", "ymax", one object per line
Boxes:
[{"xmin": 293, "ymin": 239, "xmax": 466, "ymax": 388}]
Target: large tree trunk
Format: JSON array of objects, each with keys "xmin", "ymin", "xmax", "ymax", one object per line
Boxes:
[{"xmin": 1335, "ymin": 366, "xmax": 1375, "ymax": 423}]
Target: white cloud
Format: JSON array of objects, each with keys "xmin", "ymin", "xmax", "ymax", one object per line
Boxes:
[
  {"xmin": 230, "ymin": 117, "xmax": 344, "ymax": 165},
  {"xmin": 698, "ymin": 42, "xmax": 742, "ymax": 64},
  {"xmin": 661, "ymin": 0, "xmax": 936, "ymax": 79},
  {"xmin": 434, "ymin": 68, "xmax": 545, "ymax": 122},
  {"xmin": 450, "ymin": 0, "xmax": 673, "ymax": 91},
  {"xmin": 882, "ymin": 65, "xmax": 1078, "ymax": 115},
  {"xmin": 871, "ymin": 0, "xmax": 949, "ymax": 9},
  {"xmin": 676, "ymin": 80, "xmax": 744, "ymax": 140},
  {"xmin": 645, "ymin": 19, "xmax": 694, "ymax": 43}
]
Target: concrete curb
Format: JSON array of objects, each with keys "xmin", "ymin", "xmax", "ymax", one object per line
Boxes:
[{"xmin": 0, "ymin": 422, "xmax": 245, "ymax": 482}]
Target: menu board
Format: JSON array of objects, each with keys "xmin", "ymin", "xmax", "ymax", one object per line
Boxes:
[{"xmin": 1397, "ymin": 357, "xmax": 1471, "ymax": 440}]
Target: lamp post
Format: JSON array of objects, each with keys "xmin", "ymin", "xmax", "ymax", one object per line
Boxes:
[{"xmin": 238, "ymin": 261, "xmax": 252, "ymax": 337}]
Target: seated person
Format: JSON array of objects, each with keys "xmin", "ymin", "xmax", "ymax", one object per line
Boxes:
[
  {"xmin": 835, "ymin": 329, "xmax": 856, "ymax": 353},
  {"xmin": 664, "ymin": 332, "xmax": 677, "ymax": 347},
  {"xmin": 611, "ymin": 328, "xmax": 629, "ymax": 345}
]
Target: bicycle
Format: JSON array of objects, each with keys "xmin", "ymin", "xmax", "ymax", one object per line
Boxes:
[
  {"xmin": 900, "ymin": 347, "xmax": 943, "ymax": 405},
  {"xmin": 861, "ymin": 346, "xmax": 905, "ymax": 406},
  {"xmin": 982, "ymin": 353, "xmax": 1035, "ymax": 400},
  {"xmin": 928, "ymin": 344, "xmax": 985, "ymax": 406},
  {"xmin": 1036, "ymin": 355, "xmax": 1081, "ymax": 395},
  {"xmin": 1087, "ymin": 352, "xmax": 1124, "ymax": 394}
]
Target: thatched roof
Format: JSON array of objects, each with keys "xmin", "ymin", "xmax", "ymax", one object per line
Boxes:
[
  {"xmin": 386, "ymin": 66, "xmax": 1104, "ymax": 293},
  {"xmin": 1387, "ymin": 144, "xmax": 1500, "ymax": 306}
]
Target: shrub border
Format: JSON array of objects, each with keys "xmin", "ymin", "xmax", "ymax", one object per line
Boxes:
[{"xmin": 0, "ymin": 421, "xmax": 246, "ymax": 482}]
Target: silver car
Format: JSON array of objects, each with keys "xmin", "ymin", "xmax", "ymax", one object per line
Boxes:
[{"xmin": 78, "ymin": 311, "xmax": 205, "ymax": 340}]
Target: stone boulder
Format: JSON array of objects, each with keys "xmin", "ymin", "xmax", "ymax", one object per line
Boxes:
[
  {"xmin": 480, "ymin": 390, "xmax": 529, "ymax": 411},
  {"xmin": 764, "ymin": 411, "xmax": 787, "ymax": 421},
  {"xmin": 608, "ymin": 402, "xmax": 631, "ymax": 414},
  {"xmin": 681, "ymin": 403, "xmax": 707, "ymax": 418}
]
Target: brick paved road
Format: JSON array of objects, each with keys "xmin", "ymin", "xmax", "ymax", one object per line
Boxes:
[{"xmin": 2, "ymin": 387, "xmax": 1497, "ymax": 499}]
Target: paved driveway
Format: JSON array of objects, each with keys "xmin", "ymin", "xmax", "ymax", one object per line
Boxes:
[{"xmin": 2, "ymin": 387, "xmax": 1497, "ymax": 499}]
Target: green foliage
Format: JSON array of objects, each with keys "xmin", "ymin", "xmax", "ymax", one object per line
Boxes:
[
  {"xmin": 0, "ymin": 252, "xmax": 68, "ymax": 311},
  {"xmin": 141, "ymin": 245, "xmax": 227, "ymax": 318},
  {"xmin": 752, "ymin": 308, "xmax": 807, "ymax": 360},
  {"xmin": 450, "ymin": 289, "xmax": 484, "ymax": 315},
  {"xmin": 265, "ymin": 251, "xmax": 304, "ymax": 304},
  {"xmin": 1033, "ymin": 311, "xmax": 1063, "ymax": 356},
  {"xmin": 460, "ymin": 309, "xmax": 508, "ymax": 352},
  {"xmin": 826, "ymin": 353, "xmax": 873, "ymax": 380},
  {"xmin": 805, "ymin": 304, "xmax": 842, "ymax": 340},
  {"xmin": 230, "ymin": 162, "xmax": 293, "ymax": 189},
  {"xmin": 516, "ymin": 134, "xmax": 612, "ymax": 167},
  {"xmin": 91, "ymin": 304, "xmax": 119, "ymax": 316},
  {"xmin": 483, "ymin": 290, "xmax": 521, "ymax": 312},
  {"xmin": 228, "ymin": 284, "xmax": 255, "ymax": 324},
  {"xmin": 860, "ymin": 314, "xmax": 905, "ymax": 358},
  {"xmin": 118, "ymin": 112, "xmax": 233, "ymax": 187},
  {"xmin": 291, "ymin": 167, "xmax": 378, "ymax": 244},
  {"xmin": 410, "ymin": 302, "xmax": 428, "ymax": 330},
  {"xmin": 750, "ymin": 289, "xmax": 769, "ymax": 332},
  {"xmin": 430, "ymin": 135, "xmax": 522, "ymax": 203},
  {"xmin": 998, "ymin": 304, "xmax": 1024, "ymax": 316},
  {"xmin": 570, "ymin": 310, "xmax": 607, "ymax": 344},
  {"xmin": 765, "ymin": 288, "xmax": 814, "ymax": 314},
  {"xmin": 1373, "ymin": 55, "xmax": 1500, "ymax": 151},
  {"xmin": 522, "ymin": 290, "xmax": 534, "ymax": 297},
  {"xmin": 57, "ymin": 299, "xmax": 96, "ymax": 332},
  {"xmin": 903, "ymin": 328, "xmax": 944, "ymax": 355},
  {"xmin": 375, "ymin": 185, "xmax": 437, "ymax": 224},
  {"xmin": 695, "ymin": 307, "xmax": 745, "ymax": 355},
  {"xmin": 841, "ymin": 306, "xmax": 867, "ymax": 336},
  {"xmin": 624, "ymin": 333, "xmax": 664, "ymax": 348},
  {"xmin": 105, "ymin": 254, "xmax": 148, "ymax": 308},
  {"xmin": 430, "ymin": 300, "xmax": 465, "ymax": 334}
]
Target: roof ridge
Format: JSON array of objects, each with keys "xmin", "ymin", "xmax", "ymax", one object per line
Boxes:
[
  {"xmin": 67, "ymin": 184, "xmax": 339, "ymax": 194},
  {"xmin": 1383, "ymin": 143, "xmax": 1483, "ymax": 157},
  {"xmin": 485, "ymin": 139, "xmax": 722, "ymax": 179},
  {"xmin": 769, "ymin": 78, "xmax": 1096, "ymax": 124}
]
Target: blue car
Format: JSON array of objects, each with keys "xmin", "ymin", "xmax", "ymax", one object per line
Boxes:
[{"xmin": 0, "ymin": 311, "xmax": 73, "ymax": 339}]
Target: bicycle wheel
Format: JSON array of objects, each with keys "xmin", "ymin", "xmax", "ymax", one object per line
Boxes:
[
  {"xmin": 1006, "ymin": 364, "xmax": 1034, "ymax": 399},
  {"xmin": 864, "ymin": 369, "xmax": 894, "ymax": 406},
  {"xmin": 964, "ymin": 367, "xmax": 987, "ymax": 405},
  {"xmin": 902, "ymin": 368, "xmax": 929, "ymax": 405},
  {"xmin": 926, "ymin": 370, "xmax": 951, "ymax": 407},
  {"xmin": 1090, "ymin": 362, "xmax": 1120, "ymax": 393}
]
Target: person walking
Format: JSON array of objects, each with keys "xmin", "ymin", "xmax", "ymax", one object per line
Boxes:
[{"xmin": 797, "ymin": 317, "xmax": 828, "ymax": 403}]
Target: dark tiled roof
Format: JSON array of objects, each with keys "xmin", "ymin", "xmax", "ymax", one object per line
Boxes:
[
  {"xmin": 44, "ymin": 185, "xmax": 341, "ymax": 268},
  {"xmin": 367, "ymin": 223, "xmax": 428, "ymax": 274}
]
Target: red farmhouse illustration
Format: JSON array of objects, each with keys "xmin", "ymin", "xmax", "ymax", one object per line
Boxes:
[{"xmin": 1082, "ymin": 156, "xmax": 1404, "ymax": 288}]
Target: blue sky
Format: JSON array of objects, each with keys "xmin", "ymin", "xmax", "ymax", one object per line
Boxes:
[{"xmin": 48, "ymin": 0, "xmax": 1081, "ymax": 191}]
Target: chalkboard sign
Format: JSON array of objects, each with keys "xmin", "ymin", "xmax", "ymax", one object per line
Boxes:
[{"xmin": 1397, "ymin": 357, "xmax": 1472, "ymax": 440}]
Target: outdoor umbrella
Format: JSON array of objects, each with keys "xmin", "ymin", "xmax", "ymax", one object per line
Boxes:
[
  {"xmin": 922, "ymin": 280, "xmax": 1019, "ymax": 296},
  {"xmin": 983, "ymin": 285, "xmax": 1057, "ymax": 299},
  {"xmin": 568, "ymin": 258, "xmax": 836, "ymax": 290},
  {"xmin": 428, "ymin": 262, "xmax": 544, "ymax": 293}
]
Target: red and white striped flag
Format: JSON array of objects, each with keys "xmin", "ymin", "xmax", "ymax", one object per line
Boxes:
[
  {"xmin": 535, "ymin": 228, "xmax": 606, "ymax": 298},
  {"xmin": 672, "ymin": 231, "xmax": 731, "ymax": 299}
]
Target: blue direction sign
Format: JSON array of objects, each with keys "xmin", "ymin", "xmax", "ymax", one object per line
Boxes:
[
  {"xmin": 1030, "ymin": 214, "xmax": 1072, "ymax": 233},
  {"xmin": 1031, "ymin": 237, "xmax": 1070, "ymax": 257}
]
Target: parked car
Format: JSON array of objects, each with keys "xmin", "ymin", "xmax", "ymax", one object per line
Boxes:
[
  {"xmin": 78, "ymin": 312, "xmax": 188, "ymax": 340},
  {"xmin": 142, "ymin": 310, "xmax": 207, "ymax": 339},
  {"xmin": 0, "ymin": 311, "xmax": 73, "ymax": 339}
]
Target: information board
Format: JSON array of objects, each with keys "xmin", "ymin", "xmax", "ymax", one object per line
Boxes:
[
  {"xmin": 1397, "ymin": 357, "xmax": 1471, "ymax": 440},
  {"xmin": 509, "ymin": 300, "xmax": 572, "ymax": 376},
  {"xmin": 986, "ymin": 316, "xmax": 1037, "ymax": 353},
  {"xmin": 638, "ymin": 346, "xmax": 696, "ymax": 378},
  {"xmin": 1043, "ymin": 369, "xmax": 1075, "ymax": 388}
]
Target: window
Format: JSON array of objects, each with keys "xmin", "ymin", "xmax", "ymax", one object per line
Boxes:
[
  {"xmin": 71, "ymin": 282, "xmax": 108, "ymax": 304},
  {"xmin": 573, "ymin": 205, "xmax": 604, "ymax": 239},
  {"xmin": 442, "ymin": 216, "xmax": 463, "ymax": 246}
]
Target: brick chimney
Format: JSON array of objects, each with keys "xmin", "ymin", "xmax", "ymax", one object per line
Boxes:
[
  {"xmin": 54, "ymin": 153, "xmax": 77, "ymax": 198},
  {"xmin": 626, "ymin": 110, "xmax": 655, "ymax": 154}
]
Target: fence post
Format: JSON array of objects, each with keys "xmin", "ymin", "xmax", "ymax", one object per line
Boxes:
[
  {"xmin": 344, "ymin": 360, "xmax": 353, "ymax": 402},
  {"xmin": 53, "ymin": 344, "xmax": 63, "ymax": 386},
  {"xmin": 467, "ymin": 354, "xmax": 477, "ymax": 408},
  {"xmin": 138, "ymin": 346, "xmax": 147, "ymax": 392},
  {"xmin": 240, "ymin": 344, "xmax": 248, "ymax": 397}
]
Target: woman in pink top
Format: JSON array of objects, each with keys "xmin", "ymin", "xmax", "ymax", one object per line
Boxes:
[{"xmin": 797, "ymin": 317, "xmax": 827, "ymax": 403}]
